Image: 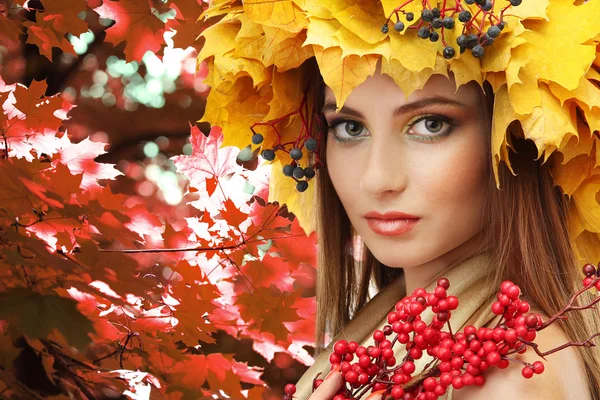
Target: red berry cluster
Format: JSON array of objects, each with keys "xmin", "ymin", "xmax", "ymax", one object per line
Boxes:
[{"xmin": 283, "ymin": 263, "xmax": 600, "ymax": 399}]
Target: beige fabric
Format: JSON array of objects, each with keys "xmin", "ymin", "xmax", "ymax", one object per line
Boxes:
[{"xmin": 295, "ymin": 251, "xmax": 501, "ymax": 399}]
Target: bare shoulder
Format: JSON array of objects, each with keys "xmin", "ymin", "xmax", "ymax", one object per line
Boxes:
[{"xmin": 453, "ymin": 311, "xmax": 591, "ymax": 400}]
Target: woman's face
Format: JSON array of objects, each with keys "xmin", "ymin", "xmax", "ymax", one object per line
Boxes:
[{"xmin": 324, "ymin": 72, "xmax": 490, "ymax": 270}]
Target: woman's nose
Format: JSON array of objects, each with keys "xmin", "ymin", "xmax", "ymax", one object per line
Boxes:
[{"xmin": 358, "ymin": 136, "xmax": 408, "ymax": 198}]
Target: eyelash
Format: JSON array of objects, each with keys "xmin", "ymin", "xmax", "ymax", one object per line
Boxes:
[{"xmin": 326, "ymin": 114, "xmax": 456, "ymax": 143}]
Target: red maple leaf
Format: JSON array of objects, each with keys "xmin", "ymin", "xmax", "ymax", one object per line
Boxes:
[
  {"xmin": 172, "ymin": 125, "xmax": 241, "ymax": 191},
  {"xmin": 95, "ymin": 0, "xmax": 169, "ymax": 62},
  {"xmin": 12, "ymin": 80, "xmax": 65, "ymax": 133},
  {"xmin": 37, "ymin": 0, "xmax": 89, "ymax": 36}
]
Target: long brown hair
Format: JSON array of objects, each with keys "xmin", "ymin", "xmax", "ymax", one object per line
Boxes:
[{"xmin": 306, "ymin": 59, "xmax": 600, "ymax": 396}]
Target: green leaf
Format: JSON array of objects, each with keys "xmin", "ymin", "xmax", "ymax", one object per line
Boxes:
[{"xmin": 0, "ymin": 289, "xmax": 94, "ymax": 349}]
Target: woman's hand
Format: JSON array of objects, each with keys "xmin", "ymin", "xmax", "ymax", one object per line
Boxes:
[{"xmin": 306, "ymin": 367, "xmax": 385, "ymax": 400}]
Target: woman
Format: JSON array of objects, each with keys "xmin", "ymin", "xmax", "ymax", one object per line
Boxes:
[
  {"xmin": 301, "ymin": 65, "xmax": 599, "ymax": 399},
  {"xmin": 197, "ymin": 0, "xmax": 600, "ymax": 398}
]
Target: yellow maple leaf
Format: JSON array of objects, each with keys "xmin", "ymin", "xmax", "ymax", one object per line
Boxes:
[
  {"xmin": 292, "ymin": 0, "xmax": 332, "ymax": 19},
  {"xmin": 505, "ymin": 0, "xmax": 600, "ymax": 115},
  {"xmin": 326, "ymin": 1, "xmax": 387, "ymax": 44},
  {"xmin": 518, "ymin": 84, "xmax": 577, "ymax": 162},
  {"xmin": 200, "ymin": 77, "xmax": 271, "ymax": 150},
  {"xmin": 268, "ymin": 160, "xmax": 317, "ymax": 234},
  {"xmin": 388, "ymin": 32, "xmax": 437, "ymax": 72},
  {"xmin": 336, "ymin": 25, "xmax": 390, "ymax": 59},
  {"xmin": 572, "ymin": 174, "xmax": 600, "ymax": 233},
  {"xmin": 449, "ymin": 53, "xmax": 482, "ymax": 89},
  {"xmin": 380, "ymin": 56, "xmax": 447, "ymax": 101},
  {"xmin": 491, "ymin": 84, "xmax": 520, "ymax": 185},
  {"xmin": 313, "ymin": 46, "xmax": 379, "ymax": 110},
  {"xmin": 198, "ymin": 18, "xmax": 239, "ymax": 62},
  {"xmin": 243, "ymin": 0, "xmax": 308, "ymax": 33},
  {"xmin": 264, "ymin": 68, "xmax": 305, "ymax": 122},
  {"xmin": 551, "ymin": 154, "xmax": 594, "ymax": 196},
  {"xmin": 212, "ymin": 53, "xmax": 272, "ymax": 88},
  {"xmin": 480, "ymin": 20, "xmax": 525, "ymax": 73},
  {"xmin": 305, "ymin": 17, "xmax": 341, "ymax": 49}
]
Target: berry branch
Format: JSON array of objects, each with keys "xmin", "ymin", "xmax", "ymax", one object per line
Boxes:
[{"xmin": 283, "ymin": 262, "xmax": 600, "ymax": 399}]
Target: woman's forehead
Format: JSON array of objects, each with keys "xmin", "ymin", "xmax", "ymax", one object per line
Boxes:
[{"xmin": 324, "ymin": 72, "xmax": 482, "ymax": 110}]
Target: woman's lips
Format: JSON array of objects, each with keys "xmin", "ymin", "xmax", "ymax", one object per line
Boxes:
[{"xmin": 366, "ymin": 217, "xmax": 420, "ymax": 236}]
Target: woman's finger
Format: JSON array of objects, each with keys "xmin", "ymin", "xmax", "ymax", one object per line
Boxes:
[{"xmin": 306, "ymin": 366, "xmax": 342, "ymax": 399}]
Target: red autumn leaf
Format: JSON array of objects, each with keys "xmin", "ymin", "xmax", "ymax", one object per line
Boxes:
[
  {"xmin": 12, "ymin": 79, "xmax": 65, "ymax": 133},
  {"xmin": 38, "ymin": 0, "xmax": 89, "ymax": 36},
  {"xmin": 239, "ymin": 254, "xmax": 294, "ymax": 292},
  {"xmin": 95, "ymin": 0, "xmax": 169, "ymax": 62},
  {"xmin": 57, "ymin": 137, "xmax": 122, "ymax": 189},
  {"xmin": 23, "ymin": 20, "xmax": 76, "ymax": 61},
  {"xmin": 172, "ymin": 124, "xmax": 241, "ymax": 188},
  {"xmin": 221, "ymin": 198, "xmax": 249, "ymax": 228}
]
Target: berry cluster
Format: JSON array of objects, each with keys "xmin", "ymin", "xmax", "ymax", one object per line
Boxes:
[
  {"xmin": 282, "ymin": 262, "xmax": 600, "ymax": 399},
  {"xmin": 247, "ymin": 85, "xmax": 324, "ymax": 194},
  {"xmin": 255, "ymin": 133, "xmax": 318, "ymax": 192},
  {"xmin": 381, "ymin": 0, "xmax": 523, "ymax": 59}
]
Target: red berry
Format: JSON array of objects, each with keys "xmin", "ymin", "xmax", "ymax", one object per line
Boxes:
[
  {"xmin": 474, "ymin": 375, "xmax": 485, "ymax": 386},
  {"xmin": 491, "ymin": 301, "xmax": 504, "ymax": 315},
  {"xmin": 423, "ymin": 377, "xmax": 437, "ymax": 391},
  {"xmin": 382, "ymin": 347, "xmax": 395, "ymax": 360},
  {"xmin": 518, "ymin": 301, "xmax": 531, "ymax": 314},
  {"xmin": 584, "ymin": 277, "xmax": 594, "ymax": 287},
  {"xmin": 594, "ymin": 280, "xmax": 600, "ymax": 291},
  {"xmin": 373, "ymin": 329, "xmax": 385, "ymax": 342},
  {"xmin": 345, "ymin": 370, "xmax": 358, "ymax": 384},
  {"xmin": 498, "ymin": 359, "xmax": 510, "ymax": 369},
  {"xmin": 284, "ymin": 384, "xmax": 296, "ymax": 395},
  {"xmin": 505, "ymin": 329, "xmax": 518, "ymax": 343},
  {"xmin": 486, "ymin": 351, "xmax": 501, "ymax": 365},
  {"xmin": 525, "ymin": 314, "xmax": 539, "ymax": 328},
  {"xmin": 452, "ymin": 376, "xmax": 464, "ymax": 389},
  {"xmin": 391, "ymin": 386, "xmax": 405, "ymax": 399},
  {"xmin": 367, "ymin": 346, "xmax": 381, "ymax": 358},
  {"xmin": 437, "ymin": 278, "xmax": 450, "ymax": 289},
  {"xmin": 533, "ymin": 361, "xmax": 545, "ymax": 374},
  {"xmin": 358, "ymin": 373, "xmax": 369, "ymax": 385},
  {"xmin": 359, "ymin": 355, "xmax": 371, "ymax": 368},
  {"xmin": 402, "ymin": 360, "xmax": 416, "ymax": 374},
  {"xmin": 435, "ymin": 286, "xmax": 447, "ymax": 299},
  {"xmin": 583, "ymin": 263, "xmax": 596, "ymax": 277},
  {"xmin": 500, "ymin": 280, "xmax": 514, "ymax": 293},
  {"xmin": 446, "ymin": 295, "xmax": 459, "ymax": 310},
  {"xmin": 334, "ymin": 341, "xmax": 347, "ymax": 355},
  {"xmin": 522, "ymin": 366, "xmax": 534, "ymax": 379},
  {"xmin": 410, "ymin": 302, "xmax": 424, "ymax": 316},
  {"xmin": 347, "ymin": 341, "xmax": 358, "ymax": 353},
  {"xmin": 329, "ymin": 353, "xmax": 342, "ymax": 364},
  {"xmin": 462, "ymin": 373, "xmax": 475, "ymax": 386},
  {"xmin": 506, "ymin": 285, "xmax": 520, "ymax": 300}
]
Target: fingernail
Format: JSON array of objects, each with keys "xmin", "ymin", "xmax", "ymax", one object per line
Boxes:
[
  {"xmin": 324, "ymin": 365, "xmax": 340, "ymax": 380},
  {"xmin": 365, "ymin": 390, "xmax": 386, "ymax": 400}
]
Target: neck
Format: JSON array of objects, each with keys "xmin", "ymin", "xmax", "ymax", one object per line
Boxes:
[{"xmin": 402, "ymin": 231, "xmax": 490, "ymax": 296}]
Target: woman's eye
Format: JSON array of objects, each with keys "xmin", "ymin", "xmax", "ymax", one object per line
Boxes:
[
  {"xmin": 408, "ymin": 116, "xmax": 453, "ymax": 137},
  {"xmin": 328, "ymin": 120, "xmax": 369, "ymax": 142}
]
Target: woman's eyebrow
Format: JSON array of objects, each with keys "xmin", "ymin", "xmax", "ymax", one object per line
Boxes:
[{"xmin": 322, "ymin": 96, "xmax": 470, "ymax": 117}]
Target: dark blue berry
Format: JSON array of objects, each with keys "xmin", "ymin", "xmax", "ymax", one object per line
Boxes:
[
  {"xmin": 394, "ymin": 21, "xmax": 405, "ymax": 32},
  {"xmin": 305, "ymin": 138, "xmax": 318, "ymax": 151},
  {"xmin": 458, "ymin": 10, "xmax": 471, "ymax": 23},
  {"xmin": 261, "ymin": 149, "xmax": 275, "ymax": 161},
  {"xmin": 304, "ymin": 167, "xmax": 315, "ymax": 179},
  {"xmin": 443, "ymin": 46, "xmax": 456, "ymax": 59},
  {"xmin": 481, "ymin": 0, "xmax": 493, "ymax": 11},
  {"xmin": 431, "ymin": 18, "xmax": 443, "ymax": 29},
  {"xmin": 429, "ymin": 31, "xmax": 439, "ymax": 42},
  {"xmin": 487, "ymin": 26, "xmax": 501, "ymax": 38},
  {"xmin": 472, "ymin": 45, "xmax": 485, "ymax": 58},
  {"xmin": 421, "ymin": 9, "xmax": 433, "ymax": 22},
  {"xmin": 381, "ymin": 24, "xmax": 389, "ymax": 34},
  {"xmin": 282, "ymin": 164, "xmax": 294, "ymax": 177},
  {"xmin": 431, "ymin": 8, "xmax": 441, "ymax": 18},
  {"xmin": 481, "ymin": 33, "xmax": 494, "ymax": 46},
  {"xmin": 418, "ymin": 27, "xmax": 430, "ymax": 39},
  {"xmin": 442, "ymin": 17, "xmax": 455, "ymax": 29},
  {"xmin": 464, "ymin": 0, "xmax": 475, "ymax": 3},
  {"xmin": 290, "ymin": 148, "xmax": 303, "ymax": 160},
  {"xmin": 456, "ymin": 34, "xmax": 469, "ymax": 47},
  {"xmin": 510, "ymin": 0, "xmax": 522, "ymax": 5},
  {"xmin": 293, "ymin": 167, "xmax": 305, "ymax": 179},
  {"xmin": 252, "ymin": 133, "xmax": 263, "ymax": 145},
  {"xmin": 296, "ymin": 181, "xmax": 309, "ymax": 192},
  {"xmin": 498, "ymin": 21, "xmax": 506, "ymax": 30},
  {"xmin": 406, "ymin": 12, "xmax": 414, "ymax": 21},
  {"xmin": 475, "ymin": 0, "xmax": 485, "ymax": 4},
  {"xmin": 467, "ymin": 34, "xmax": 479, "ymax": 49}
]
